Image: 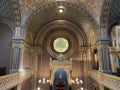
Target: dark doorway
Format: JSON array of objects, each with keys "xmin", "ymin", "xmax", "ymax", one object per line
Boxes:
[{"xmin": 56, "ymin": 81, "xmax": 66, "ymax": 90}]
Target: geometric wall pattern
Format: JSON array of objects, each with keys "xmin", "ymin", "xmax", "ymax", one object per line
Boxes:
[
  {"xmin": 0, "ymin": 0, "xmax": 13, "ymax": 22},
  {"xmin": 109, "ymin": 0, "xmax": 120, "ymax": 26},
  {"xmin": 25, "ymin": 2, "xmax": 93, "ymax": 39},
  {"xmin": 20, "ymin": 0, "xmax": 103, "ymax": 24}
]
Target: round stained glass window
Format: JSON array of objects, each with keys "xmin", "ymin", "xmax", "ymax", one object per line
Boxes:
[{"xmin": 53, "ymin": 37, "xmax": 69, "ymax": 53}]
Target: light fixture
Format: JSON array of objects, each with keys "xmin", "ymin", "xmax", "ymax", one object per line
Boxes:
[
  {"xmin": 38, "ymin": 80, "xmax": 41, "ymax": 83},
  {"xmin": 19, "ymin": 68, "xmax": 24, "ymax": 72},
  {"xmin": 80, "ymin": 80, "xmax": 83, "ymax": 84},
  {"xmin": 72, "ymin": 80, "xmax": 75, "ymax": 83},
  {"xmin": 80, "ymin": 87, "xmax": 84, "ymax": 90},
  {"xmin": 59, "ymin": 8, "xmax": 64, "ymax": 13},
  {"xmin": 43, "ymin": 78, "xmax": 45, "ymax": 81},
  {"xmin": 76, "ymin": 78, "xmax": 79, "ymax": 81},
  {"xmin": 38, "ymin": 87, "xmax": 40, "ymax": 90},
  {"xmin": 57, "ymin": 6, "xmax": 64, "ymax": 13},
  {"xmin": 76, "ymin": 81, "xmax": 79, "ymax": 84},
  {"xmin": 47, "ymin": 80, "xmax": 50, "ymax": 83}
]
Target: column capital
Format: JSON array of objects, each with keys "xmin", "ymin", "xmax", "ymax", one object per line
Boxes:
[
  {"xmin": 98, "ymin": 37, "xmax": 109, "ymax": 41},
  {"xmin": 97, "ymin": 39, "xmax": 109, "ymax": 45},
  {"xmin": 15, "ymin": 27, "xmax": 21, "ymax": 37},
  {"xmin": 33, "ymin": 46, "xmax": 43, "ymax": 55},
  {"xmin": 97, "ymin": 40, "xmax": 109, "ymax": 50},
  {"xmin": 12, "ymin": 39, "xmax": 25, "ymax": 48},
  {"xmin": 79, "ymin": 46, "xmax": 87, "ymax": 52}
]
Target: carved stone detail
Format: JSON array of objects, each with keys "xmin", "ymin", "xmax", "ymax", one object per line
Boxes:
[
  {"xmin": 0, "ymin": 70, "xmax": 32, "ymax": 90},
  {"xmin": 0, "ymin": 73, "xmax": 19, "ymax": 90},
  {"xmin": 89, "ymin": 70, "xmax": 120, "ymax": 90}
]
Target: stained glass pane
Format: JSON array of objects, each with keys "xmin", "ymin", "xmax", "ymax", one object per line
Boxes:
[{"xmin": 53, "ymin": 37, "xmax": 69, "ymax": 53}]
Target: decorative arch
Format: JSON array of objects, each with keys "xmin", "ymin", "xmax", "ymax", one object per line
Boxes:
[
  {"xmin": 0, "ymin": 19, "xmax": 14, "ymax": 34},
  {"xmin": 34, "ymin": 20, "xmax": 87, "ymax": 59},
  {"xmin": 20, "ymin": 1, "xmax": 100, "ymax": 37},
  {"xmin": 34, "ymin": 20, "xmax": 87, "ymax": 46}
]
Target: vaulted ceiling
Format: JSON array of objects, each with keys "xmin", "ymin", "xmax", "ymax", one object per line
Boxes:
[
  {"xmin": 0, "ymin": 0, "xmax": 13, "ymax": 22},
  {"xmin": 109, "ymin": 0, "xmax": 120, "ymax": 27},
  {"xmin": 0, "ymin": 0, "xmax": 120, "ymax": 35},
  {"xmin": 26, "ymin": 2, "xmax": 96, "ymax": 39},
  {"xmin": 20, "ymin": 0, "xmax": 102, "ymax": 23}
]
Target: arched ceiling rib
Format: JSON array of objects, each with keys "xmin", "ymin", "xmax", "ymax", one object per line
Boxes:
[
  {"xmin": 20, "ymin": 0, "xmax": 102, "ymax": 23},
  {"xmin": 34, "ymin": 20, "xmax": 87, "ymax": 46},
  {"xmin": 25, "ymin": 2, "xmax": 98, "ymax": 40}
]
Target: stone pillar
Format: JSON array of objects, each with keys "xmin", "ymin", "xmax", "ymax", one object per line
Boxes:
[
  {"xmin": 97, "ymin": 40, "xmax": 111, "ymax": 73},
  {"xmin": 80, "ymin": 47, "xmax": 88, "ymax": 90},
  {"xmin": 9, "ymin": 39, "xmax": 24, "ymax": 73},
  {"xmin": 32, "ymin": 47, "xmax": 40, "ymax": 90},
  {"xmin": 109, "ymin": 53, "xmax": 117, "ymax": 72}
]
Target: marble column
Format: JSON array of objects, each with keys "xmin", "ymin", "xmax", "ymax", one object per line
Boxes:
[
  {"xmin": 32, "ymin": 47, "xmax": 40, "ymax": 90},
  {"xmin": 97, "ymin": 40, "xmax": 111, "ymax": 73},
  {"xmin": 80, "ymin": 46, "xmax": 88, "ymax": 90},
  {"xmin": 109, "ymin": 53, "xmax": 117, "ymax": 72},
  {"xmin": 9, "ymin": 39, "xmax": 24, "ymax": 73}
]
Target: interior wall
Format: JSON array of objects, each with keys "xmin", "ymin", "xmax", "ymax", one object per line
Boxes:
[
  {"xmin": 38, "ymin": 44, "xmax": 83, "ymax": 75},
  {"xmin": 23, "ymin": 45, "xmax": 32, "ymax": 69},
  {"xmin": 36, "ymin": 28, "xmax": 85, "ymax": 90},
  {"xmin": 21, "ymin": 78, "xmax": 32, "ymax": 90},
  {"xmin": 0, "ymin": 22, "xmax": 13, "ymax": 73}
]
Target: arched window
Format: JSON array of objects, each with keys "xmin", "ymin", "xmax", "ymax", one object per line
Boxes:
[{"xmin": 53, "ymin": 37, "xmax": 69, "ymax": 53}]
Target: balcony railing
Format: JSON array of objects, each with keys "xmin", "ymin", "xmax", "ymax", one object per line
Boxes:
[
  {"xmin": 0, "ymin": 73, "xmax": 19, "ymax": 90},
  {"xmin": 0, "ymin": 69, "xmax": 32, "ymax": 90},
  {"xmin": 89, "ymin": 70, "xmax": 120, "ymax": 90}
]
